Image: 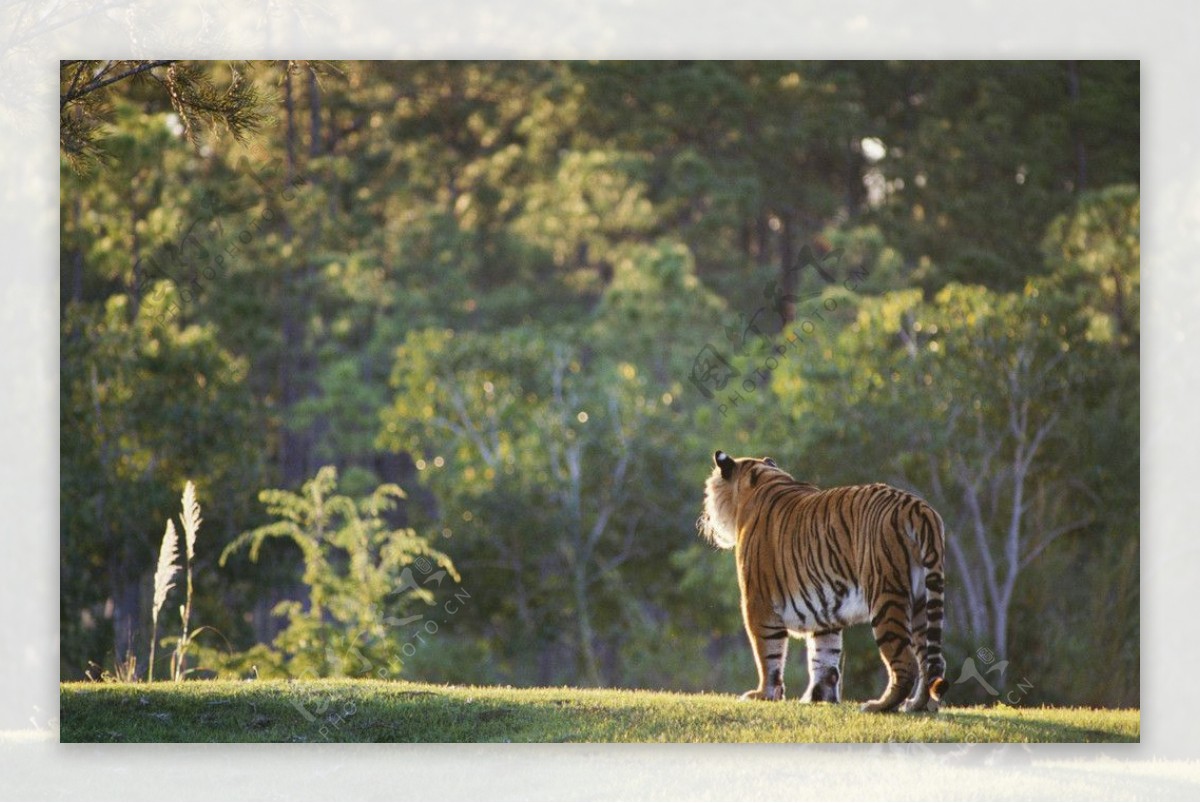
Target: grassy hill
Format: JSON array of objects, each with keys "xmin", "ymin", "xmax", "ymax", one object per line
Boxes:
[{"xmin": 59, "ymin": 680, "xmax": 1139, "ymax": 743}]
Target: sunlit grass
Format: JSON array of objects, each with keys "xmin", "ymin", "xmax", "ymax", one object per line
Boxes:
[{"xmin": 59, "ymin": 680, "xmax": 1139, "ymax": 743}]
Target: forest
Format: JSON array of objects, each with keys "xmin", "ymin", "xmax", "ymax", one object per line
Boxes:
[{"xmin": 59, "ymin": 60, "xmax": 1139, "ymax": 708}]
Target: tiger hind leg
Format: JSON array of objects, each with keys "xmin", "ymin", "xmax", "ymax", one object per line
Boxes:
[
  {"xmin": 912, "ymin": 568, "xmax": 948, "ymax": 712},
  {"xmin": 861, "ymin": 597, "xmax": 918, "ymax": 713},
  {"xmin": 902, "ymin": 591, "xmax": 934, "ymax": 712}
]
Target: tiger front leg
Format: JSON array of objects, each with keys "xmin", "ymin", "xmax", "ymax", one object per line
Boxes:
[
  {"xmin": 740, "ymin": 627, "xmax": 788, "ymax": 701},
  {"xmin": 800, "ymin": 630, "xmax": 843, "ymax": 703},
  {"xmin": 740, "ymin": 600, "xmax": 788, "ymax": 701}
]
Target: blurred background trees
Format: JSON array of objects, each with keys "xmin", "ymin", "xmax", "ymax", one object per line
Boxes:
[{"xmin": 60, "ymin": 60, "xmax": 1139, "ymax": 706}]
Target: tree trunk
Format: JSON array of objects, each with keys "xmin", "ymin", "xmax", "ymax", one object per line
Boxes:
[
  {"xmin": 992, "ymin": 600, "xmax": 1009, "ymax": 687},
  {"xmin": 755, "ymin": 212, "xmax": 770, "ymax": 263},
  {"xmin": 279, "ymin": 63, "xmax": 306, "ymax": 488},
  {"xmin": 109, "ymin": 557, "xmax": 142, "ymax": 677},
  {"xmin": 71, "ymin": 197, "xmax": 84, "ymax": 304},
  {"xmin": 845, "ymin": 137, "xmax": 860, "ymax": 217},
  {"xmin": 1111, "ymin": 265, "xmax": 1129, "ymax": 344},
  {"xmin": 1066, "ymin": 60, "xmax": 1087, "ymax": 192},
  {"xmin": 573, "ymin": 562, "xmax": 602, "ymax": 686},
  {"xmin": 307, "ymin": 69, "xmax": 322, "ymax": 157},
  {"xmin": 128, "ymin": 207, "xmax": 141, "ymax": 322},
  {"xmin": 778, "ymin": 212, "xmax": 797, "ymax": 328}
]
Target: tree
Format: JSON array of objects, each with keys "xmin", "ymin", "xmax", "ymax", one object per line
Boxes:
[
  {"xmin": 60, "ymin": 60, "xmax": 267, "ymax": 172},
  {"xmin": 378, "ymin": 327, "xmax": 645, "ymax": 685},
  {"xmin": 218, "ymin": 466, "xmax": 458, "ymax": 678},
  {"xmin": 378, "ymin": 238, "xmax": 729, "ymax": 686},
  {"xmin": 1041, "ymin": 185, "xmax": 1139, "ymax": 350},
  {"xmin": 853, "ymin": 61, "xmax": 1139, "ymax": 293},
  {"xmin": 60, "ymin": 282, "xmax": 259, "ymax": 675}
]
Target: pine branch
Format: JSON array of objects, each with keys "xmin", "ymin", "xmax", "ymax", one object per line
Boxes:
[
  {"xmin": 63, "ymin": 60, "xmax": 90, "ymax": 106},
  {"xmin": 60, "ymin": 60, "xmax": 268, "ymax": 171},
  {"xmin": 61, "ymin": 60, "xmax": 176, "ymax": 107}
]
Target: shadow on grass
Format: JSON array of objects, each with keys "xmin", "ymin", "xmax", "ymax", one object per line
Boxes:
[{"xmin": 940, "ymin": 710, "xmax": 1139, "ymax": 743}]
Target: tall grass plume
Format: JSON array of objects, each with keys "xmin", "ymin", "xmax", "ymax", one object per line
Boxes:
[
  {"xmin": 149, "ymin": 520, "xmax": 180, "ymax": 682},
  {"xmin": 173, "ymin": 480, "xmax": 202, "ymax": 681}
]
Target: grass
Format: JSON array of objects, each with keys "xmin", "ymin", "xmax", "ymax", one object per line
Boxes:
[{"xmin": 59, "ymin": 680, "xmax": 1138, "ymax": 743}]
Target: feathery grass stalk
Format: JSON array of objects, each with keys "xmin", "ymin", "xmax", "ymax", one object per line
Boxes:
[
  {"xmin": 173, "ymin": 481, "xmax": 202, "ymax": 681},
  {"xmin": 149, "ymin": 520, "xmax": 180, "ymax": 682}
]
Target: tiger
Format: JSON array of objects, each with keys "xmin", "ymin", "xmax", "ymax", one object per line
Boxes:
[{"xmin": 696, "ymin": 451, "xmax": 947, "ymax": 713}]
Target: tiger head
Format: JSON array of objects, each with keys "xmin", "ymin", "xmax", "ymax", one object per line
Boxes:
[{"xmin": 696, "ymin": 450, "xmax": 781, "ymax": 549}]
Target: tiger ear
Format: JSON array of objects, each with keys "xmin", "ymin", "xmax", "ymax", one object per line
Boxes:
[
  {"xmin": 762, "ymin": 456, "xmax": 778, "ymax": 468},
  {"xmin": 714, "ymin": 450, "xmax": 736, "ymax": 480}
]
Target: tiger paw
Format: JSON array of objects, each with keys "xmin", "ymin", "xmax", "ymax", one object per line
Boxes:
[
  {"xmin": 740, "ymin": 687, "xmax": 784, "ymax": 702},
  {"xmin": 859, "ymin": 699, "xmax": 897, "ymax": 713},
  {"xmin": 901, "ymin": 698, "xmax": 940, "ymax": 714},
  {"xmin": 801, "ymin": 681, "xmax": 840, "ymax": 704}
]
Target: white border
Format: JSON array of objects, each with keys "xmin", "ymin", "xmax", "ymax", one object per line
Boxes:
[{"xmin": 3, "ymin": 0, "xmax": 1197, "ymax": 798}]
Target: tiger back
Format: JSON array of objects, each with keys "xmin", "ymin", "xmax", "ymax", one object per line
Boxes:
[{"xmin": 697, "ymin": 450, "xmax": 947, "ymax": 713}]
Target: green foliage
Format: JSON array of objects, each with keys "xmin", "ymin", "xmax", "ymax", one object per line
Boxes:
[
  {"xmin": 1042, "ymin": 185, "xmax": 1139, "ymax": 348},
  {"xmin": 61, "ymin": 61, "xmax": 1139, "ymax": 709},
  {"xmin": 218, "ymin": 467, "xmax": 458, "ymax": 679},
  {"xmin": 380, "ymin": 324, "xmax": 659, "ymax": 684},
  {"xmin": 60, "ymin": 281, "xmax": 260, "ymax": 677}
]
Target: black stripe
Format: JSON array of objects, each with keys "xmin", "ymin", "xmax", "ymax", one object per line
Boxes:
[
  {"xmin": 813, "ymin": 581, "xmax": 833, "ymax": 624},
  {"xmin": 830, "ymin": 505, "xmax": 854, "ymax": 576},
  {"xmin": 785, "ymin": 531, "xmax": 809, "ymax": 625},
  {"xmin": 874, "ymin": 631, "xmax": 911, "ymax": 648},
  {"xmin": 871, "ymin": 599, "xmax": 906, "ymax": 628}
]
